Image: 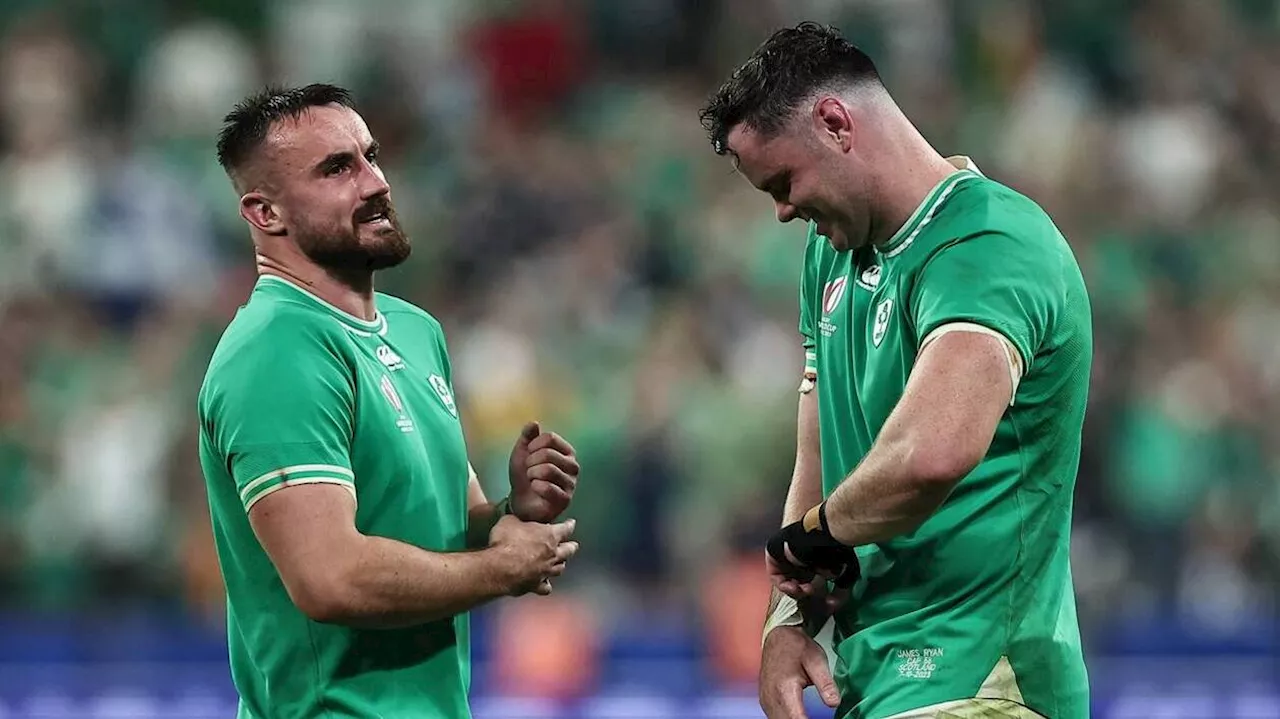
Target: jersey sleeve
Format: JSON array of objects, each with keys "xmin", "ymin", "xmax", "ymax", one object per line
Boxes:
[
  {"xmin": 798, "ymin": 225, "xmax": 820, "ymax": 384},
  {"xmin": 428, "ymin": 315, "xmax": 456, "ymax": 386},
  {"xmin": 909, "ymin": 230, "xmax": 1058, "ymax": 375},
  {"xmin": 202, "ymin": 320, "xmax": 356, "ymax": 513}
]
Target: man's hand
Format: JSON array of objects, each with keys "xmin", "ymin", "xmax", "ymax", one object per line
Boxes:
[
  {"xmin": 508, "ymin": 421, "xmax": 580, "ymax": 523},
  {"xmin": 766, "ymin": 503, "xmax": 860, "ymax": 599},
  {"xmin": 488, "ymin": 515, "xmax": 578, "ymax": 596},
  {"xmin": 766, "ymin": 552, "xmax": 853, "ymax": 616},
  {"xmin": 760, "ymin": 626, "xmax": 841, "ymax": 719}
]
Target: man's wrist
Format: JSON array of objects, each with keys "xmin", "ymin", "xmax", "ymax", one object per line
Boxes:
[
  {"xmin": 814, "ymin": 499, "xmax": 852, "ymax": 547},
  {"xmin": 768, "ymin": 501, "xmax": 862, "ymax": 588},
  {"xmin": 794, "ymin": 501, "xmax": 847, "ymax": 548},
  {"xmin": 762, "ymin": 591, "xmax": 805, "ymax": 647},
  {"xmin": 763, "ymin": 591, "xmax": 834, "ymax": 645},
  {"xmin": 494, "ymin": 495, "xmax": 514, "ymax": 519},
  {"xmin": 467, "ymin": 496, "xmax": 515, "ymax": 548}
]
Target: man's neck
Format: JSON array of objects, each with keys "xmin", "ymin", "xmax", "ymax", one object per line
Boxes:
[
  {"xmin": 256, "ymin": 253, "xmax": 377, "ymax": 321},
  {"xmin": 865, "ymin": 122, "xmax": 957, "ymax": 249}
]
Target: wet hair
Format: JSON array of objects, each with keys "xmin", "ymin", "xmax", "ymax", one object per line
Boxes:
[
  {"xmin": 216, "ymin": 83, "xmax": 355, "ymax": 187},
  {"xmin": 699, "ymin": 22, "xmax": 881, "ymax": 155}
]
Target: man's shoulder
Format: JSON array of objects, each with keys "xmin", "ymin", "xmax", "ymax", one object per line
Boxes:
[
  {"xmin": 202, "ymin": 294, "xmax": 347, "ymax": 397},
  {"xmin": 220, "ymin": 290, "xmax": 344, "ymax": 350},
  {"xmin": 375, "ymin": 292, "xmax": 446, "ymax": 337},
  {"xmin": 892, "ymin": 175, "xmax": 1068, "ymax": 274},
  {"xmin": 941, "ymin": 175, "xmax": 1060, "ymax": 243}
]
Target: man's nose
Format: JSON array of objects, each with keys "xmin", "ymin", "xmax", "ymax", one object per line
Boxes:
[
  {"xmin": 776, "ymin": 200, "xmax": 799, "ymax": 223},
  {"xmin": 359, "ymin": 159, "xmax": 390, "ymax": 199}
]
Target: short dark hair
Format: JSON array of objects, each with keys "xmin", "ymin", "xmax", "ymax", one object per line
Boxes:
[
  {"xmin": 215, "ymin": 83, "xmax": 355, "ymax": 181},
  {"xmin": 698, "ymin": 22, "xmax": 881, "ymax": 155}
]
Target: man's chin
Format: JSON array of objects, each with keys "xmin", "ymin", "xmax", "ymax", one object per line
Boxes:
[
  {"xmin": 302, "ymin": 238, "xmax": 411, "ymax": 274},
  {"xmin": 358, "ymin": 225, "xmax": 412, "ymax": 270},
  {"xmin": 824, "ymin": 229, "xmax": 849, "ymax": 251},
  {"xmin": 366, "ymin": 248, "xmax": 410, "ymax": 271},
  {"xmin": 366, "ymin": 240, "xmax": 412, "ymax": 271},
  {"xmin": 824, "ymin": 227, "xmax": 870, "ymax": 253}
]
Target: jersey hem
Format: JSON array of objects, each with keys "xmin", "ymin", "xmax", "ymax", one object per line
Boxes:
[{"xmin": 877, "ymin": 697, "xmax": 1048, "ymax": 719}]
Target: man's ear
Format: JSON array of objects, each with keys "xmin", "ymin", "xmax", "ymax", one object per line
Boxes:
[
  {"xmin": 813, "ymin": 96, "xmax": 854, "ymax": 152},
  {"xmin": 240, "ymin": 192, "xmax": 286, "ymax": 236}
]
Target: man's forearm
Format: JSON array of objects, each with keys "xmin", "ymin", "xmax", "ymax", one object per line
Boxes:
[
  {"xmin": 785, "ymin": 390, "xmax": 823, "ymax": 524},
  {"xmin": 766, "ymin": 390, "xmax": 829, "ymax": 637},
  {"xmin": 316, "ymin": 536, "xmax": 513, "ymax": 629},
  {"xmin": 782, "ymin": 467, "xmax": 823, "ymax": 525},
  {"xmin": 822, "ymin": 436, "xmax": 956, "ymax": 546},
  {"xmin": 769, "ymin": 465, "xmax": 828, "ymax": 636},
  {"xmin": 777, "ymin": 459, "xmax": 830, "ymax": 630},
  {"xmin": 464, "ymin": 463, "xmax": 511, "ymax": 549},
  {"xmin": 821, "ymin": 331, "xmax": 1011, "ymax": 547}
]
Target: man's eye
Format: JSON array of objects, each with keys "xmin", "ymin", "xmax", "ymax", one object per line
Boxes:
[{"xmin": 365, "ymin": 151, "xmax": 379, "ymax": 165}]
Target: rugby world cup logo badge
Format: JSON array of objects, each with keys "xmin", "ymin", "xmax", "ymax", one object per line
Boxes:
[
  {"xmin": 380, "ymin": 374, "xmax": 416, "ymax": 433},
  {"xmin": 380, "ymin": 374, "xmax": 404, "ymax": 413},
  {"xmin": 822, "ymin": 276, "xmax": 848, "ymax": 316}
]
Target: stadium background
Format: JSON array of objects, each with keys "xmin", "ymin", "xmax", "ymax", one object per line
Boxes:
[{"xmin": 0, "ymin": 0, "xmax": 1277, "ymax": 716}]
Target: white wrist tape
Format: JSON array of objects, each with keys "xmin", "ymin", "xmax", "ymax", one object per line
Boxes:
[{"xmin": 762, "ymin": 593, "xmax": 805, "ymax": 647}]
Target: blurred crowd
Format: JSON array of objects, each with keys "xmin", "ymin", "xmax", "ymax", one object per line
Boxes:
[{"xmin": 0, "ymin": 0, "xmax": 1278, "ymax": 688}]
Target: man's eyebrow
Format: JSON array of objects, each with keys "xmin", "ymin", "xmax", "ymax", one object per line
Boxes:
[
  {"xmin": 315, "ymin": 150, "xmax": 353, "ymax": 173},
  {"xmin": 313, "ymin": 141, "xmax": 379, "ymax": 173}
]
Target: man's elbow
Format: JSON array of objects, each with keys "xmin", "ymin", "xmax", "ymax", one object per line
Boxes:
[
  {"xmin": 904, "ymin": 442, "xmax": 984, "ymax": 488},
  {"xmin": 286, "ymin": 570, "xmax": 358, "ymax": 624},
  {"xmin": 293, "ymin": 590, "xmax": 350, "ymax": 625},
  {"xmin": 278, "ymin": 546, "xmax": 367, "ymax": 624}
]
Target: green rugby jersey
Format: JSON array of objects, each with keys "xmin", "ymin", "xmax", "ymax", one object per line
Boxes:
[
  {"xmin": 799, "ymin": 160, "xmax": 1092, "ymax": 718},
  {"xmin": 198, "ymin": 275, "xmax": 472, "ymax": 719}
]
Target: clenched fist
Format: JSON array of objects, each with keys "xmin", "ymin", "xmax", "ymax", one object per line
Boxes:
[{"xmin": 508, "ymin": 421, "xmax": 580, "ymax": 523}]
